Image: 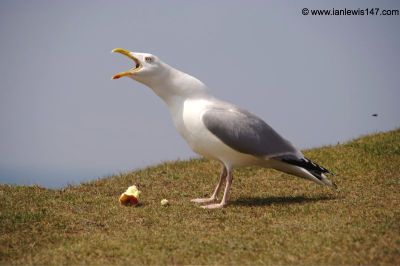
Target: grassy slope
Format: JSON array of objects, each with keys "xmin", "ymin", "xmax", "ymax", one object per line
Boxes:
[{"xmin": 1, "ymin": 130, "xmax": 399, "ymax": 265}]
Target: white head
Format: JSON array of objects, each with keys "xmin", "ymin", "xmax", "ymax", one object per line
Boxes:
[
  {"xmin": 111, "ymin": 48, "xmax": 169, "ymax": 87},
  {"xmin": 111, "ymin": 48, "xmax": 208, "ymax": 102}
]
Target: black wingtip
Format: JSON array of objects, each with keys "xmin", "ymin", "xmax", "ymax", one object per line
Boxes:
[{"xmin": 280, "ymin": 156, "xmax": 332, "ymax": 175}]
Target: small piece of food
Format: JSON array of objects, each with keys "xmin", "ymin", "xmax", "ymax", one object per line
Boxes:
[
  {"xmin": 161, "ymin": 199, "xmax": 169, "ymax": 206},
  {"xmin": 119, "ymin": 185, "xmax": 141, "ymax": 206}
]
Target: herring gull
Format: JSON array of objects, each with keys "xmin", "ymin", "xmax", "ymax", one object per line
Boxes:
[{"xmin": 111, "ymin": 48, "xmax": 336, "ymax": 209}]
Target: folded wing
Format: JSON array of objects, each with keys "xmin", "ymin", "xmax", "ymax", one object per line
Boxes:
[{"xmin": 202, "ymin": 107, "xmax": 302, "ymax": 158}]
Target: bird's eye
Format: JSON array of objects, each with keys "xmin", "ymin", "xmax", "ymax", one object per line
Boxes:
[{"xmin": 145, "ymin": 57, "xmax": 153, "ymax": 63}]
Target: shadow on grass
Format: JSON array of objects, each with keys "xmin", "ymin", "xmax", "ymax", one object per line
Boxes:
[{"xmin": 232, "ymin": 195, "xmax": 336, "ymax": 207}]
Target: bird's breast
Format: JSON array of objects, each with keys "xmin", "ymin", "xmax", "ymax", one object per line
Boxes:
[
  {"xmin": 168, "ymin": 98, "xmax": 214, "ymax": 157},
  {"xmin": 180, "ymin": 99, "xmax": 211, "ymax": 145}
]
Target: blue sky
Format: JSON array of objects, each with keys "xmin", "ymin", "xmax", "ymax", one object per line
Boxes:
[{"xmin": 0, "ymin": 0, "xmax": 399, "ymax": 187}]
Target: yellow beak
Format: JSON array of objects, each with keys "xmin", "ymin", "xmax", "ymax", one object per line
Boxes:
[{"xmin": 111, "ymin": 48, "xmax": 142, "ymax": 79}]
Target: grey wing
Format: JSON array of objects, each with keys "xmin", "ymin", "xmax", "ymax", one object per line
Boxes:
[{"xmin": 202, "ymin": 108, "xmax": 302, "ymax": 158}]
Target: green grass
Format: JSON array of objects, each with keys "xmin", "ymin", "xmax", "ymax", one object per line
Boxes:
[{"xmin": 1, "ymin": 130, "xmax": 399, "ymax": 265}]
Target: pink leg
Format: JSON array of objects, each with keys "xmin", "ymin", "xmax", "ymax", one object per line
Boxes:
[
  {"xmin": 191, "ymin": 165, "xmax": 227, "ymax": 204},
  {"xmin": 202, "ymin": 168, "xmax": 233, "ymax": 209}
]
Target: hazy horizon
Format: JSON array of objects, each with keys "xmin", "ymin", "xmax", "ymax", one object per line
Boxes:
[{"xmin": 1, "ymin": 1, "xmax": 399, "ymax": 188}]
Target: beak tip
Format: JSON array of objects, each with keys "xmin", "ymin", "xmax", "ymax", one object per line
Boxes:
[{"xmin": 112, "ymin": 48, "xmax": 129, "ymax": 54}]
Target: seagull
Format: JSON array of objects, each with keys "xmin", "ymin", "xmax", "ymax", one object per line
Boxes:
[{"xmin": 111, "ymin": 48, "xmax": 337, "ymax": 209}]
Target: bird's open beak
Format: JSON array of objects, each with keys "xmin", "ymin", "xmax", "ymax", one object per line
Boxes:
[{"xmin": 111, "ymin": 48, "xmax": 142, "ymax": 79}]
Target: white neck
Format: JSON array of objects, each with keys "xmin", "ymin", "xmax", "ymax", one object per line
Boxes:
[{"xmin": 135, "ymin": 64, "xmax": 210, "ymax": 106}]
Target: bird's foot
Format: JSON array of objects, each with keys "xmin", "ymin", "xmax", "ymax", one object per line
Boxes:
[
  {"xmin": 201, "ymin": 203, "xmax": 227, "ymax": 209},
  {"xmin": 191, "ymin": 197, "xmax": 217, "ymax": 204}
]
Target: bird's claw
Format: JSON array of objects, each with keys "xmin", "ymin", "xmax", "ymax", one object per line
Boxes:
[{"xmin": 191, "ymin": 197, "xmax": 217, "ymax": 204}]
